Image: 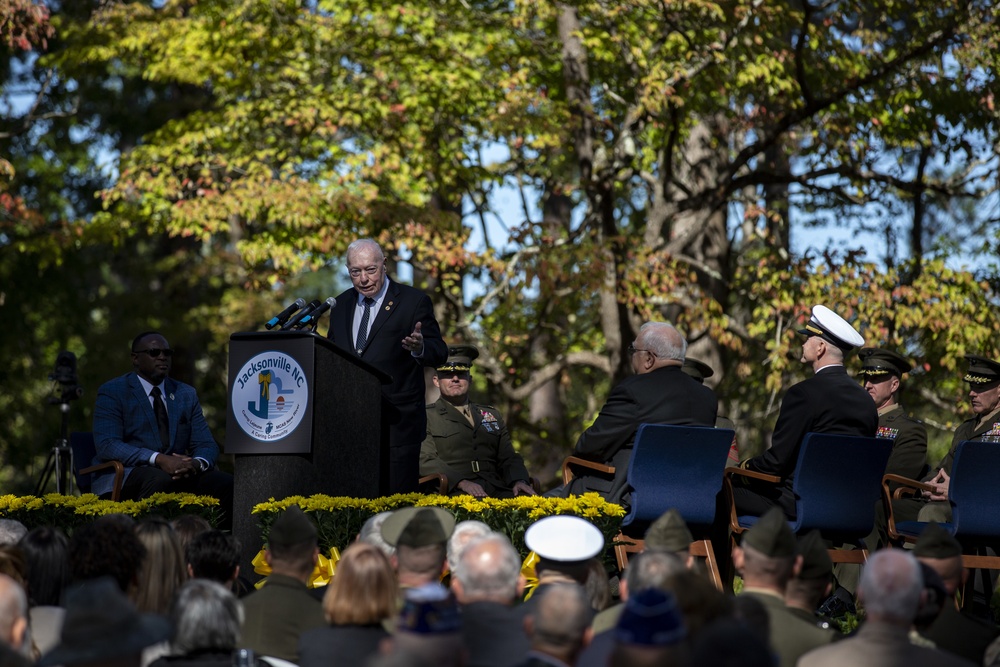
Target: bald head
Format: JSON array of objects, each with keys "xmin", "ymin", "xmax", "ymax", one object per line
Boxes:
[
  {"xmin": 451, "ymin": 534, "xmax": 521, "ymax": 604},
  {"xmin": 529, "ymin": 583, "xmax": 592, "ymax": 654}
]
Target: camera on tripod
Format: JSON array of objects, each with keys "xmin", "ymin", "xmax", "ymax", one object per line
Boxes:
[{"xmin": 49, "ymin": 351, "xmax": 83, "ymax": 405}]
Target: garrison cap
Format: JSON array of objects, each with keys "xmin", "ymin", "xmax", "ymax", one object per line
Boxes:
[
  {"xmin": 682, "ymin": 358, "xmax": 715, "ymax": 384},
  {"xmin": 963, "ymin": 355, "xmax": 1000, "ymax": 387},
  {"xmin": 397, "ymin": 584, "xmax": 461, "ymax": 634},
  {"xmin": 381, "ymin": 507, "xmax": 456, "ymax": 548},
  {"xmin": 436, "ymin": 345, "xmax": 479, "ymax": 373},
  {"xmin": 268, "ymin": 504, "xmax": 317, "ymax": 547},
  {"xmin": 742, "ymin": 507, "xmax": 796, "ymax": 558},
  {"xmin": 858, "ymin": 348, "xmax": 912, "ymax": 379},
  {"xmin": 524, "ymin": 515, "xmax": 604, "ymax": 562},
  {"xmin": 796, "ymin": 530, "xmax": 833, "ymax": 580},
  {"xmin": 913, "ymin": 522, "xmax": 962, "ymax": 559},
  {"xmin": 797, "ymin": 305, "xmax": 865, "ymax": 351},
  {"xmin": 614, "ymin": 588, "xmax": 687, "ymax": 646},
  {"xmin": 644, "ymin": 508, "xmax": 694, "ymax": 553}
]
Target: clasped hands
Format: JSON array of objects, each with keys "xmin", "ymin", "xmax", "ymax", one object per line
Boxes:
[
  {"xmin": 157, "ymin": 453, "xmax": 199, "ymax": 480},
  {"xmin": 457, "ymin": 479, "xmax": 537, "ymax": 498},
  {"xmin": 922, "ymin": 468, "xmax": 950, "ymax": 502}
]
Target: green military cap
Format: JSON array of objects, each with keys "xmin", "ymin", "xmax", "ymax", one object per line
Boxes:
[
  {"xmin": 742, "ymin": 507, "xmax": 796, "ymax": 558},
  {"xmin": 963, "ymin": 355, "xmax": 1000, "ymax": 387},
  {"xmin": 381, "ymin": 506, "xmax": 456, "ymax": 548},
  {"xmin": 858, "ymin": 348, "xmax": 912, "ymax": 379},
  {"xmin": 436, "ymin": 345, "xmax": 479, "ymax": 373},
  {"xmin": 913, "ymin": 522, "xmax": 962, "ymax": 559},
  {"xmin": 797, "ymin": 305, "xmax": 865, "ymax": 351},
  {"xmin": 644, "ymin": 508, "xmax": 694, "ymax": 553},
  {"xmin": 796, "ymin": 530, "xmax": 833, "ymax": 580},
  {"xmin": 268, "ymin": 504, "xmax": 317, "ymax": 547},
  {"xmin": 681, "ymin": 358, "xmax": 714, "ymax": 384}
]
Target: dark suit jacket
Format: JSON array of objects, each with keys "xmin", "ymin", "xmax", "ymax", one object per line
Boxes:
[
  {"xmin": 297, "ymin": 623, "xmax": 389, "ymax": 667},
  {"xmin": 744, "ymin": 365, "xmax": 877, "ymax": 514},
  {"xmin": 92, "ymin": 372, "xmax": 218, "ymax": 497},
  {"xmin": 460, "ymin": 601, "xmax": 532, "ymax": 667},
  {"xmin": 327, "ymin": 279, "xmax": 447, "ymax": 406},
  {"xmin": 568, "ymin": 365, "xmax": 718, "ymax": 502}
]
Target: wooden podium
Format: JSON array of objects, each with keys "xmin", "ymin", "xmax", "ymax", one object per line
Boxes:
[{"xmin": 226, "ymin": 331, "xmax": 391, "ymax": 570}]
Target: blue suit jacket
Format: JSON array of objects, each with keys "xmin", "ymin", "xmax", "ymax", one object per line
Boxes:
[{"xmin": 91, "ymin": 372, "xmax": 219, "ymax": 496}]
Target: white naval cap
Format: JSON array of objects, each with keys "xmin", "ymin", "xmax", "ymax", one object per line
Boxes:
[
  {"xmin": 797, "ymin": 304, "xmax": 865, "ymax": 350},
  {"xmin": 524, "ymin": 515, "xmax": 605, "ymax": 561}
]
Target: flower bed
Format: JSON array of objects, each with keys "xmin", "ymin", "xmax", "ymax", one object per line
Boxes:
[{"xmin": 0, "ymin": 492, "xmax": 222, "ymax": 532}]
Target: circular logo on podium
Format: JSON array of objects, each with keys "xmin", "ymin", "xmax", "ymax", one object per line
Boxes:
[{"xmin": 232, "ymin": 351, "xmax": 308, "ymax": 442}]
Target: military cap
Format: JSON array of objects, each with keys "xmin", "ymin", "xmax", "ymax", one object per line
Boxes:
[
  {"xmin": 614, "ymin": 588, "xmax": 686, "ymax": 646},
  {"xmin": 858, "ymin": 347, "xmax": 912, "ymax": 379},
  {"xmin": 644, "ymin": 508, "xmax": 694, "ymax": 553},
  {"xmin": 381, "ymin": 506, "xmax": 456, "ymax": 548},
  {"xmin": 681, "ymin": 358, "xmax": 714, "ymax": 384},
  {"xmin": 796, "ymin": 530, "xmax": 833, "ymax": 580},
  {"xmin": 741, "ymin": 507, "xmax": 796, "ymax": 558},
  {"xmin": 963, "ymin": 355, "xmax": 1000, "ymax": 387},
  {"xmin": 797, "ymin": 305, "xmax": 865, "ymax": 351},
  {"xmin": 524, "ymin": 515, "xmax": 604, "ymax": 562},
  {"xmin": 397, "ymin": 583, "xmax": 461, "ymax": 634},
  {"xmin": 913, "ymin": 522, "xmax": 962, "ymax": 559},
  {"xmin": 436, "ymin": 345, "xmax": 479, "ymax": 373},
  {"xmin": 268, "ymin": 504, "xmax": 317, "ymax": 547}
]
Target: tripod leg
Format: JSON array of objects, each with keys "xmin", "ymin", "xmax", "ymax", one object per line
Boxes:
[{"xmin": 34, "ymin": 450, "xmax": 57, "ymax": 496}]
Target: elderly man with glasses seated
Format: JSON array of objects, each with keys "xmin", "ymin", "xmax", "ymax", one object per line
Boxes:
[
  {"xmin": 561, "ymin": 322, "xmax": 718, "ymax": 503},
  {"xmin": 92, "ymin": 331, "xmax": 233, "ymax": 519}
]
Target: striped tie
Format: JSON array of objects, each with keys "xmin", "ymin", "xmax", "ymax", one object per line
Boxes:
[{"xmin": 355, "ymin": 297, "xmax": 375, "ymax": 354}]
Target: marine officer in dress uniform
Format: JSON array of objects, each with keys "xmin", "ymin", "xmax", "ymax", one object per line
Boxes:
[
  {"xmin": 858, "ymin": 347, "xmax": 928, "ymax": 482},
  {"xmin": 420, "ymin": 345, "xmax": 536, "ymax": 498}
]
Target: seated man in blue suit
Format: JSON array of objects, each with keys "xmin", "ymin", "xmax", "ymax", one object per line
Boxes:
[{"xmin": 92, "ymin": 331, "xmax": 233, "ymax": 520}]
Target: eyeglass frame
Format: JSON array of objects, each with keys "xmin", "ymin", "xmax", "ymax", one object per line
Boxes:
[
  {"xmin": 133, "ymin": 348, "xmax": 174, "ymax": 358},
  {"xmin": 627, "ymin": 343, "xmax": 656, "ymax": 357}
]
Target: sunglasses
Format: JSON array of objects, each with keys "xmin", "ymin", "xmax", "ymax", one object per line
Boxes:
[{"xmin": 134, "ymin": 348, "xmax": 174, "ymax": 358}]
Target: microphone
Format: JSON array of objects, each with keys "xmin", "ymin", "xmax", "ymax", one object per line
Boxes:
[
  {"xmin": 264, "ymin": 298, "xmax": 307, "ymax": 330},
  {"xmin": 291, "ymin": 297, "xmax": 336, "ymax": 330},
  {"xmin": 281, "ymin": 299, "xmax": 322, "ymax": 330}
]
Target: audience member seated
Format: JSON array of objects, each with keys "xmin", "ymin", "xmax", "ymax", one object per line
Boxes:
[
  {"xmin": 18, "ymin": 527, "xmax": 71, "ymax": 656},
  {"xmin": 446, "ymin": 520, "xmax": 492, "ymax": 573},
  {"xmin": 133, "ymin": 518, "xmax": 187, "ymax": 615},
  {"xmin": 240, "ymin": 505, "xmax": 325, "ymax": 663},
  {"xmin": 0, "ymin": 573, "xmax": 31, "ymax": 667},
  {"xmin": 0, "ymin": 522, "xmax": 26, "ymax": 548},
  {"xmin": 516, "ymin": 583, "xmax": 592, "ymax": 667},
  {"xmin": 798, "ymin": 549, "xmax": 976, "ymax": 667},
  {"xmin": 185, "ymin": 530, "xmax": 242, "ymax": 593},
  {"xmin": 297, "ymin": 542, "xmax": 396, "ymax": 667},
  {"xmin": 590, "ymin": 550, "xmax": 686, "ymax": 636},
  {"xmin": 450, "ymin": 533, "xmax": 530, "ymax": 667},
  {"xmin": 68, "ymin": 518, "xmax": 146, "ymax": 596},
  {"xmin": 358, "ymin": 512, "xmax": 396, "ymax": 559},
  {"xmin": 608, "ymin": 588, "xmax": 689, "ymax": 667},
  {"xmin": 151, "ymin": 579, "xmax": 256, "ymax": 667},
  {"xmin": 380, "ymin": 585, "xmax": 464, "ymax": 667},
  {"xmin": 381, "ymin": 507, "xmax": 456, "ymax": 593},
  {"xmin": 785, "ymin": 530, "xmax": 838, "ymax": 635},
  {"xmin": 520, "ymin": 515, "xmax": 605, "ymax": 617},
  {"xmin": 170, "ymin": 515, "xmax": 212, "ymax": 553},
  {"xmin": 38, "ymin": 577, "xmax": 170, "ymax": 667}
]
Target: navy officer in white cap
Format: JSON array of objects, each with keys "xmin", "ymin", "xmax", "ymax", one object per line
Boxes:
[
  {"xmin": 732, "ymin": 304, "xmax": 877, "ymax": 519},
  {"xmin": 520, "ymin": 515, "xmax": 605, "ymax": 616}
]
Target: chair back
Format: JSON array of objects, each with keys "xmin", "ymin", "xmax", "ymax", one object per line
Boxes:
[
  {"xmin": 622, "ymin": 424, "xmax": 734, "ymax": 529},
  {"xmin": 790, "ymin": 433, "xmax": 892, "ymax": 536},
  {"xmin": 950, "ymin": 440, "xmax": 1000, "ymax": 540},
  {"xmin": 69, "ymin": 431, "xmax": 98, "ymax": 493}
]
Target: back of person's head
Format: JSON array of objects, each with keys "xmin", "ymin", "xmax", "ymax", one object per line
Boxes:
[
  {"xmin": 858, "ymin": 549, "xmax": 922, "ymax": 624},
  {"xmin": 133, "ymin": 517, "xmax": 187, "ymax": 615},
  {"xmin": 0, "ymin": 546, "xmax": 27, "ymax": 589},
  {"xmin": 69, "ymin": 520, "xmax": 146, "ymax": 594},
  {"xmin": 267, "ymin": 505, "xmax": 319, "ymax": 576},
  {"xmin": 185, "ymin": 530, "xmax": 241, "ymax": 584},
  {"xmin": 446, "ymin": 521, "xmax": 491, "ymax": 571},
  {"xmin": 170, "ymin": 579, "xmax": 243, "ymax": 654},
  {"xmin": 359, "ymin": 512, "xmax": 396, "ymax": 558},
  {"xmin": 664, "ymin": 570, "xmax": 732, "ymax": 640},
  {"xmin": 0, "ymin": 573, "xmax": 28, "ymax": 649},
  {"xmin": 638, "ymin": 322, "xmax": 686, "ymax": 361},
  {"xmin": 397, "ymin": 543, "xmax": 447, "ymax": 583},
  {"xmin": 528, "ymin": 583, "xmax": 592, "ymax": 659},
  {"xmin": 170, "ymin": 514, "xmax": 212, "ymax": 553},
  {"xmin": 913, "ymin": 562, "xmax": 948, "ymax": 631},
  {"xmin": 0, "ymin": 521, "xmax": 27, "ymax": 547},
  {"xmin": 737, "ymin": 508, "xmax": 798, "ymax": 590},
  {"xmin": 323, "ymin": 542, "xmax": 397, "ymax": 625},
  {"xmin": 624, "ymin": 551, "xmax": 686, "ymax": 597},
  {"xmin": 692, "ymin": 619, "xmax": 774, "ymax": 667},
  {"xmin": 451, "ymin": 534, "xmax": 520, "ymax": 605},
  {"xmin": 18, "ymin": 526, "xmax": 70, "ymax": 607},
  {"xmin": 584, "ymin": 559, "xmax": 612, "ymax": 612}
]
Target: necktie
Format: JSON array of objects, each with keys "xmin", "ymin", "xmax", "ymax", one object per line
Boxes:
[
  {"xmin": 150, "ymin": 386, "xmax": 170, "ymax": 451},
  {"xmin": 356, "ymin": 297, "xmax": 375, "ymax": 354}
]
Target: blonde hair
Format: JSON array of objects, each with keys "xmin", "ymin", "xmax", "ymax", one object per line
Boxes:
[
  {"xmin": 323, "ymin": 542, "xmax": 397, "ymax": 625},
  {"xmin": 133, "ymin": 518, "xmax": 187, "ymax": 615}
]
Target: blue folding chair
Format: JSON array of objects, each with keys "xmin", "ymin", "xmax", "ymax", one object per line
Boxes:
[
  {"xmin": 70, "ymin": 431, "xmax": 125, "ymax": 500},
  {"xmin": 606, "ymin": 424, "xmax": 735, "ymax": 588},
  {"xmin": 725, "ymin": 433, "xmax": 892, "ymax": 564}
]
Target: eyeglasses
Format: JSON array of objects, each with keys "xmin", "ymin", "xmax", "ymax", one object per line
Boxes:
[
  {"xmin": 627, "ymin": 343, "xmax": 656, "ymax": 357},
  {"xmin": 134, "ymin": 348, "xmax": 173, "ymax": 358},
  {"xmin": 348, "ymin": 265, "xmax": 382, "ymax": 278}
]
